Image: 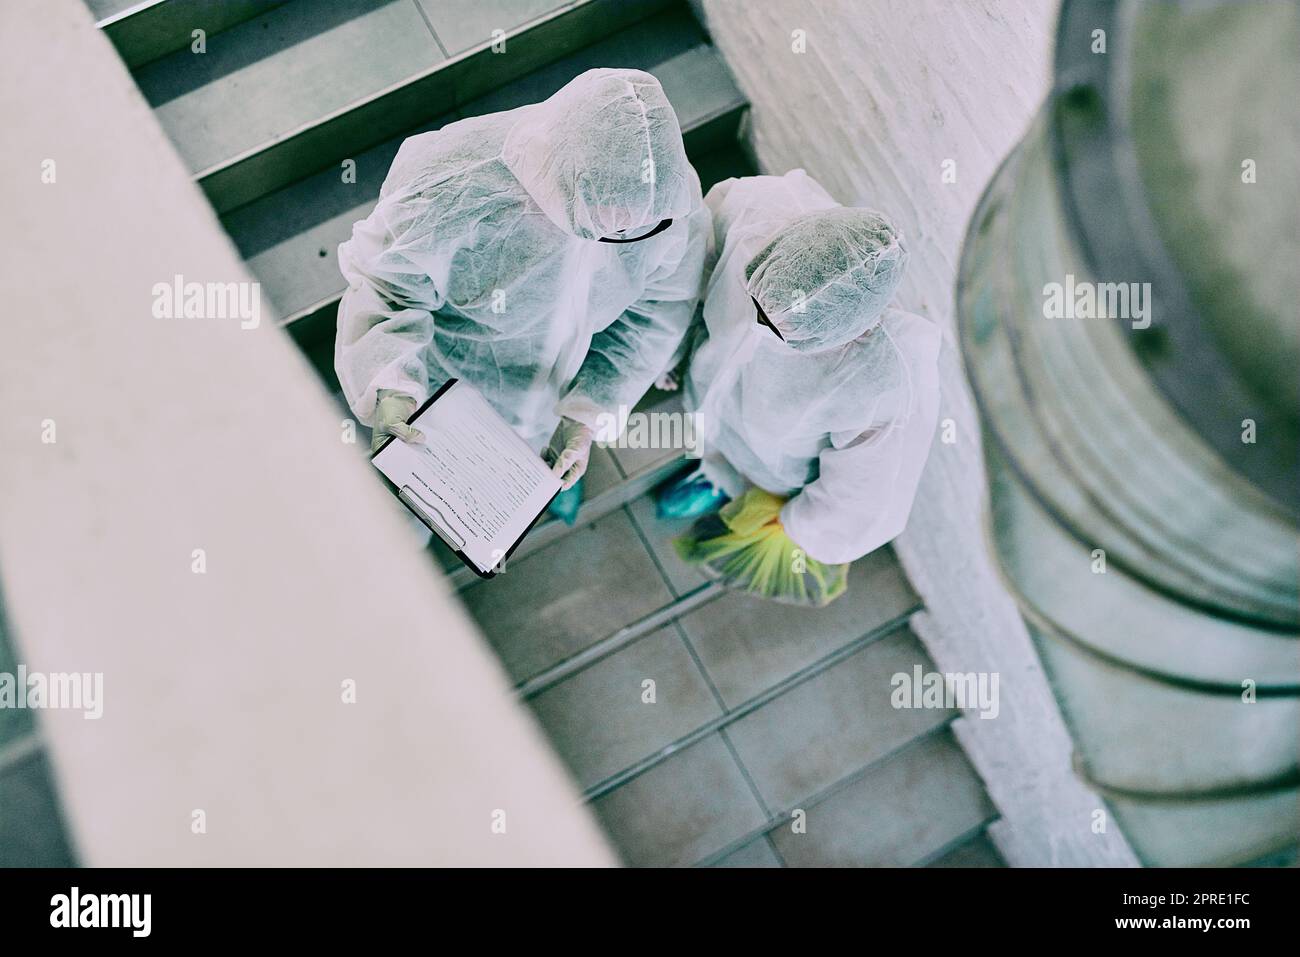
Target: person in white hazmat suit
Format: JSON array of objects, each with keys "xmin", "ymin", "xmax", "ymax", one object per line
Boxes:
[
  {"xmin": 335, "ymin": 68, "xmax": 709, "ymax": 523},
  {"xmin": 660, "ymin": 170, "xmax": 941, "ymax": 606}
]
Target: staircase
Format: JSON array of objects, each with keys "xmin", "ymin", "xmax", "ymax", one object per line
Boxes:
[{"xmin": 0, "ymin": 0, "xmax": 1006, "ymax": 867}]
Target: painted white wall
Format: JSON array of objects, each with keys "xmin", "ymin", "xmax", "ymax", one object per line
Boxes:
[
  {"xmin": 695, "ymin": 0, "xmax": 1138, "ymax": 865},
  {"xmin": 0, "ymin": 0, "xmax": 614, "ymax": 867}
]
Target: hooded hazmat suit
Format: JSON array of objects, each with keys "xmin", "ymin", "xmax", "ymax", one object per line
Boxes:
[
  {"xmin": 335, "ymin": 68, "xmax": 709, "ymax": 452},
  {"xmin": 685, "ymin": 170, "xmax": 942, "ymax": 565}
]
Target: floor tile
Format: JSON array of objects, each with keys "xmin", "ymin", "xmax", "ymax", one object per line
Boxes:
[
  {"xmin": 709, "ymin": 835, "xmax": 783, "ymax": 868},
  {"xmin": 725, "ymin": 629, "xmax": 950, "ymax": 810},
  {"xmin": 0, "ymin": 747, "xmax": 77, "ymax": 867},
  {"xmin": 459, "ymin": 509, "xmax": 672, "ymax": 683},
  {"xmin": 592, "ymin": 734, "xmax": 766, "ymax": 867},
  {"xmin": 527, "ymin": 627, "xmax": 721, "ymax": 790},
  {"xmin": 769, "ymin": 730, "xmax": 995, "ymax": 867},
  {"xmin": 606, "ymin": 391, "xmax": 689, "ymax": 477},
  {"xmin": 415, "ymin": 0, "xmax": 569, "ymax": 56},
  {"xmin": 926, "ymin": 830, "xmax": 1006, "ymax": 867},
  {"xmin": 626, "ymin": 490, "xmax": 709, "ymax": 597},
  {"xmin": 136, "ymin": 0, "xmax": 444, "ymax": 173},
  {"xmin": 677, "ymin": 547, "xmax": 918, "ymax": 707}
]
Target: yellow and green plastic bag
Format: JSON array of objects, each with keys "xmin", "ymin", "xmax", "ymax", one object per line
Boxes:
[{"xmin": 674, "ymin": 489, "xmax": 849, "ymax": 607}]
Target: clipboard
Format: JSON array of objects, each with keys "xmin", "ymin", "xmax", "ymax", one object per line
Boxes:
[{"xmin": 370, "ymin": 379, "xmax": 561, "ymax": 579}]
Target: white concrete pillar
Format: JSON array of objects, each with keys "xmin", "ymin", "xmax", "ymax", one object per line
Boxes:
[{"xmin": 0, "ymin": 0, "xmax": 614, "ymax": 867}]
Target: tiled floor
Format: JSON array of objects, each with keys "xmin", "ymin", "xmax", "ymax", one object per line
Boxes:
[{"xmin": 453, "ymin": 477, "xmax": 1004, "ymax": 866}]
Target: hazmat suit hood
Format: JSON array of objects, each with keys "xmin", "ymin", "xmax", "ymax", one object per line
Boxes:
[
  {"xmin": 502, "ymin": 68, "xmax": 696, "ymax": 241},
  {"xmin": 745, "ymin": 207, "xmax": 908, "ymax": 352}
]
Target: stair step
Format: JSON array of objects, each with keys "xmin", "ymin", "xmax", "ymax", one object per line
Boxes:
[
  {"xmin": 221, "ymin": 19, "xmax": 746, "ymax": 339},
  {"xmin": 757, "ymin": 728, "xmax": 996, "ymax": 868},
  {"xmin": 130, "ymin": 0, "xmax": 676, "ymax": 213},
  {"xmin": 579, "ymin": 612, "xmax": 921, "ymax": 802},
  {"xmin": 94, "ymin": 0, "xmax": 288, "ymax": 69},
  {"xmin": 923, "ymin": 827, "xmax": 1008, "ymax": 867}
]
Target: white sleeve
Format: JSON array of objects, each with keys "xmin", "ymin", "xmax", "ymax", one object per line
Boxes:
[
  {"xmin": 333, "ymin": 211, "xmax": 437, "ymax": 427},
  {"xmin": 780, "ymin": 327, "xmax": 942, "ymax": 564}
]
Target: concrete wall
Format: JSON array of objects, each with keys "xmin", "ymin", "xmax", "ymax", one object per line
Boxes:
[
  {"xmin": 0, "ymin": 0, "xmax": 613, "ymax": 867},
  {"xmin": 695, "ymin": 0, "xmax": 1138, "ymax": 865}
]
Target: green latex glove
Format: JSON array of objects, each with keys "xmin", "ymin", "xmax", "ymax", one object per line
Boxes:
[
  {"xmin": 546, "ymin": 417, "xmax": 594, "ymax": 490},
  {"xmin": 371, "ymin": 391, "xmax": 425, "ymax": 453}
]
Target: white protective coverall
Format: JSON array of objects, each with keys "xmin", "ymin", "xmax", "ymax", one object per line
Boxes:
[
  {"xmin": 335, "ymin": 68, "xmax": 710, "ymax": 451},
  {"xmin": 686, "ymin": 170, "xmax": 942, "ymax": 564}
]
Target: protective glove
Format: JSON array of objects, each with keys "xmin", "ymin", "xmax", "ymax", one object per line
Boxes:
[
  {"xmin": 546, "ymin": 417, "xmax": 594, "ymax": 490},
  {"xmin": 371, "ymin": 390, "xmax": 425, "ymax": 453},
  {"xmin": 655, "ymin": 370, "xmax": 680, "ymax": 391},
  {"xmin": 674, "ymin": 488, "xmax": 849, "ymax": 607}
]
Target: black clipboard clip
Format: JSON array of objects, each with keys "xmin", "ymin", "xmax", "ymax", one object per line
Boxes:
[{"xmin": 398, "ymin": 485, "xmax": 466, "ymax": 551}]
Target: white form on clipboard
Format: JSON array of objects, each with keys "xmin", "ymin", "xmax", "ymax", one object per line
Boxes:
[{"xmin": 370, "ymin": 380, "xmax": 561, "ymax": 577}]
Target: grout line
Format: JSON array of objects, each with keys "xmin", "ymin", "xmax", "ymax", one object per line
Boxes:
[
  {"xmin": 666, "ymin": 609, "xmax": 773, "ymax": 820},
  {"xmin": 514, "ymin": 582, "xmax": 724, "ymax": 699},
  {"xmin": 718, "ymin": 726, "xmax": 773, "ymax": 820},
  {"xmin": 408, "ymin": 0, "xmax": 450, "ymax": 59},
  {"xmin": 763, "ymin": 832, "xmax": 788, "ymax": 868},
  {"xmin": 0, "ymin": 732, "xmax": 43, "ymax": 776},
  {"xmin": 582, "ymin": 606, "xmax": 922, "ymax": 801},
  {"xmin": 911, "ymin": 815, "xmax": 1002, "ymax": 868},
  {"xmin": 674, "ymin": 620, "xmax": 729, "ymax": 720},
  {"xmin": 623, "ymin": 500, "xmax": 681, "ymax": 599},
  {"xmin": 692, "ymin": 719, "xmax": 957, "ymax": 867}
]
